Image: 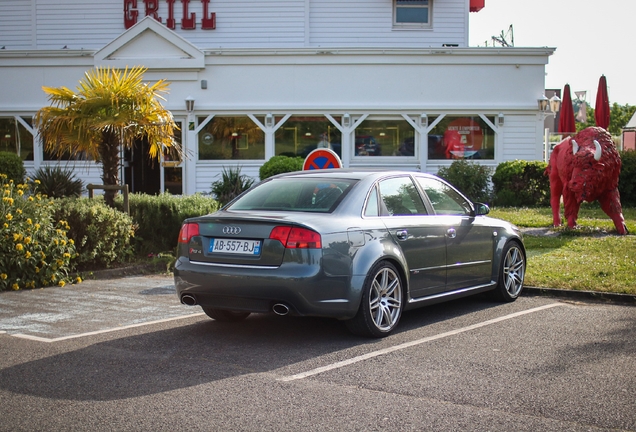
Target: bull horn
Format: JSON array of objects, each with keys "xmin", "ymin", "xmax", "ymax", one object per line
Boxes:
[
  {"xmin": 572, "ymin": 139, "xmax": 579, "ymax": 154},
  {"xmin": 593, "ymin": 140, "xmax": 602, "ymax": 161}
]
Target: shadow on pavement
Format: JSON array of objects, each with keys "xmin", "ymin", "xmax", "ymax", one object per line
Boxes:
[{"xmin": 0, "ymin": 296, "xmax": 501, "ymax": 401}]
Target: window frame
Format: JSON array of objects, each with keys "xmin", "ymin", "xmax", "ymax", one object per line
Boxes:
[{"xmin": 393, "ymin": 0, "xmax": 432, "ymax": 29}]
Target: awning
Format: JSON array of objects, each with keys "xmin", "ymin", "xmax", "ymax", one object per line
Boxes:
[{"xmin": 470, "ymin": 0, "xmax": 485, "ymax": 12}]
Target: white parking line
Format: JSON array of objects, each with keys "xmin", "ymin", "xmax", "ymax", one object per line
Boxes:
[
  {"xmin": 10, "ymin": 312, "xmax": 205, "ymax": 343},
  {"xmin": 279, "ymin": 303, "xmax": 565, "ymax": 382}
]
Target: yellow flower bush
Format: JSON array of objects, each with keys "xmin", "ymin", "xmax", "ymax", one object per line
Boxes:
[{"xmin": 0, "ymin": 174, "xmax": 77, "ymax": 291}]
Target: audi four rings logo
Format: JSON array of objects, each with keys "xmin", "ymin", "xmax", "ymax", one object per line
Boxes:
[{"xmin": 222, "ymin": 226, "xmax": 241, "ymax": 235}]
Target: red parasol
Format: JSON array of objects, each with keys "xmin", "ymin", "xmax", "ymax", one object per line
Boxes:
[
  {"xmin": 558, "ymin": 84, "xmax": 576, "ymax": 135},
  {"xmin": 595, "ymin": 75, "xmax": 610, "ymax": 130}
]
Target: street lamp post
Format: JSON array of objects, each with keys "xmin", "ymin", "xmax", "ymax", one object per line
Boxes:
[{"xmin": 539, "ymin": 94, "xmax": 562, "ymax": 162}]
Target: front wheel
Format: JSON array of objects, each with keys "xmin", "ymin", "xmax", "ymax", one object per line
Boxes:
[
  {"xmin": 492, "ymin": 241, "xmax": 526, "ymax": 302},
  {"xmin": 345, "ymin": 261, "xmax": 403, "ymax": 338},
  {"xmin": 202, "ymin": 307, "xmax": 251, "ymax": 322}
]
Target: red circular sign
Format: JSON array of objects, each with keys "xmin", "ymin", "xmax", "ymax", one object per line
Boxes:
[{"xmin": 303, "ymin": 149, "xmax": 343, "ymax": 170}]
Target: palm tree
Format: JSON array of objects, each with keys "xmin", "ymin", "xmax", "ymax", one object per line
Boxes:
[{"xmin": 34, "ymin": 66, "xmax": 181, "ymax": 206}]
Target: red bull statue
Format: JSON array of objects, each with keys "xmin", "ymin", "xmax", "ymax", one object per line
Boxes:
[{"xmin": 545, "ymin": 127, "xmax": 628, "ymax": 235}]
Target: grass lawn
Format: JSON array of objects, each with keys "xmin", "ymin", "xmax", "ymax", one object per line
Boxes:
[{"xmin": 490, "ymin": 205, "xmax": 636, "ymax": 295}]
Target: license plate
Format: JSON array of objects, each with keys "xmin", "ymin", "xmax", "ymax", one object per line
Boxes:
[{"xmin": 209, "ymin": 238, "xmax": 261, "ymax": 255}]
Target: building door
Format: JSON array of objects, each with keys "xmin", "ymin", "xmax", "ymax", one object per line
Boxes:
[
  {"xmin": 161, "ymin": 120, "xmax": 184, "ymax": 195},
  {"xmin": 124, "ymin": 137, "xmax": 160, "ymax": 195},
  {"xmin": 123, "ymin": 120, "xmax": 184, "ymax": 195}
]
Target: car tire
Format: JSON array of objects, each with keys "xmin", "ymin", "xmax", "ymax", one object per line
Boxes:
[
  {"xmin": 345, "ymin": 260, "xmax": 403, "ymax": 338},
  {"xmin": 492, "ymin": 241, "xmax": 526, "ymax": 302},
  {"xmin": 202, "ymin": 308, "xmax": 251, "ymax": 322}
]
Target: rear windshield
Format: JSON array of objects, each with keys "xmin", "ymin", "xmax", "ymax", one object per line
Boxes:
[{"xmin": 229, "ymin": 178, "xmax": 357, "ymax": 213}]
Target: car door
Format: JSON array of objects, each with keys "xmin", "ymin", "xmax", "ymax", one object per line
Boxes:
[
  {"xmin": 374, "ymin": 176, "xmax": 447, "ymax": 298},
  {"xmin": 414, "ymin": 176, "xmax": 495, "ymax": 291}
]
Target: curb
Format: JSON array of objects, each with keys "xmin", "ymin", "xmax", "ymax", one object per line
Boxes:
[
  {"xmin": 79, "ymin": 263, "xmax": 170, "ymax": 280},
  {"xmin": 523, "ymin": 286, "xmax": 636, "ymax": 305}
]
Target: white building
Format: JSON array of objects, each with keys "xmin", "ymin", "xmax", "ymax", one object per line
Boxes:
[{"xmin": 0, "ymin": 0, "xmax": 554, "ymax": 195}]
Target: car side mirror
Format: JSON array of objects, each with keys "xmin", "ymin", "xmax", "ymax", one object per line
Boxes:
[{"xmin": 473, "ymin": 203, "xmax": 490, "ymax": 216}]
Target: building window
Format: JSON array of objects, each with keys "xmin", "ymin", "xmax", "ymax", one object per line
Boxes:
[
  {"xmin": 428, "ymin": 115, "xmax": 495, "ymax": 160},
  {"xmin": 0, "ymin": 117, "xmax": 34, "ymax": 161},
  {"xmin": 198, "ymin": 116, "xmax": 265, "ymax": 160},
  {"xmin": 275, "ymin": 116, "xmax": 342, "ymax": 158},
  {"xmin": 394, "ymin": 0, "xmax": 431, "ymax": 27},
  {"xmin": 354, "ymin": 118, "xmax": 415, "ymax": 157}
]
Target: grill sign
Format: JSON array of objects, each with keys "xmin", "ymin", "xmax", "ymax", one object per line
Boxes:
[{"xmin": 124, "ymin": 0, "xmax": 216, "ymax": 30}]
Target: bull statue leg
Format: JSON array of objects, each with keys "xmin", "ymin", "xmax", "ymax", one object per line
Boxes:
[
  {"xmin": 562, "ymin": 189, "xmax": 581, "ymax": 229},
  {"xmin": 598, "ymin": 189, "xmax": 629, "ymax": 235},
  {"xmin": 549, "ymin": 171, "xmax": 564, "ymax": 227}
]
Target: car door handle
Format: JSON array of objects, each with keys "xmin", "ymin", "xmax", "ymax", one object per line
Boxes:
[
  {"xmin": 396, "ymin": 230, "xmax": 408, "ymax": 240},
  {"xmin": 447, "ymin": 228, "xmax": 457, "ymax": 239}
]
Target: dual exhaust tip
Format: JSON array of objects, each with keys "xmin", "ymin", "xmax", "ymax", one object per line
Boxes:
[{"xmin": 180, "ymin": 294, "xmax": 290, "ymax": 316}]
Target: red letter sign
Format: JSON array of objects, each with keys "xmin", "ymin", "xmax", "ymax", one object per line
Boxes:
[
  {"xmin": 201, "ymin": 0, "xmax": 216, "ymax": 29},
  {"xmin": 144, "ymin": 0, "xmax": 162, "ymax": 22},
  {"xmin": 181, "ymin": 0, "xmax": 195, "ymax": 29},
  {"xmin": 165, "ymin": 0, "xmax": 176, "ymax": 29},
  {"xmin": 124, "ymin": 0, "xmax": 138, "ymax": 29}
]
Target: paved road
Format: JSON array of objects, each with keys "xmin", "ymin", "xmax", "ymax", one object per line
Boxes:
[{"xmin": 1, "ymin": 275, "xmax": 635, "ymax": 431}]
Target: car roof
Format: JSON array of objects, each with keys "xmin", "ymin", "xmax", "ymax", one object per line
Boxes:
[{"xmin": 269, "ymin": 169, "xmax": 437, "ymax": 182}]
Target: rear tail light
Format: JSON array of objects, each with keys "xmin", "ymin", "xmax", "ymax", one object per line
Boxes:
[
  {"xmin": 178, "ymin": 223, "xmax": 200, "ymax": 243},
  {"xmin": 270, "ymin": 226, "xmax": 322, "ymax": 249}
]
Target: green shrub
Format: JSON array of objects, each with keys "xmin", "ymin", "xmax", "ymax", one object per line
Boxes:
[
  {"xmin": 259, "ymin": 155, "xmax": 303, "ymax": 180},
  {"xmin": 437, "ymin": 160, "xmax": 492, "ymax": 204},
  {"xmin": 115, "ymin": 193, "xmax": 219, "ymax": 255},
  {"xmin": 53, "ymin": 198, "xmax": 136, "ymax": 270},
  {"xmin": 32, "ymin": 165, "xmax": 84, "ymax": 198},
  {"xmin": 1, "ymin": 175, "xmax": 77, "ymax": 291},
  {"xmin": 211, "ymin": 166, "xmax": 255, "ymax": 207},
  {"xmin": 619, "ymin": 150, "xmax": 636, "ymax": 206},
  {"xmin": 0, "ymin": 151, "xmax": 26, "ymax": 184},
  {"xmin": 492, "ymin": 160, "xmax": 550, "ymax": 207}
]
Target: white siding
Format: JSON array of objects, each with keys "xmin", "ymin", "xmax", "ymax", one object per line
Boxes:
[
  {"xmin": 25, "ymin": 161, "xmax": 104, "ymax": 196},
  {"xmin": 195, "ymin": 163, "xmax": 262, "ymax": 194},
  {"xmin": 500, "ymin": 115, "xmax": 544, "ymax": 161},
  {"xmin": 0, "ymin": 0, "xmax": 468, "ymax": 50},
  {"xmin": 310, "ymin": 0, "xmax": 467, "ymax": 47},
  {"xmin": 35, "ymin": 0, "xmax": 122, "ymax": 50},
  {"xmin": 0, "ymin": 1, "xmax": 33, "ymax": 49}
]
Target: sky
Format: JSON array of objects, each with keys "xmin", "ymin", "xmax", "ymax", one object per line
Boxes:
[{"xmin": 469, "ymin": 0, "xmax": 635, "ymax": 106}]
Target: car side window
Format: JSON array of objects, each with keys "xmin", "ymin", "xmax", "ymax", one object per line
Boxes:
[
  {"xmin": 378, "ymin": 177, "xmax": 427, "ymax": 216},
  {"xmin": 364, "ymin": 185, "xmax": 380, "ymax": 217},
  {"xmin": 416, "ymin": 177, "xmax": 471, "ymax": 216}
]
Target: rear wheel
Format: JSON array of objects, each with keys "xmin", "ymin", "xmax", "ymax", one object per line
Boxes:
[
  {"xmin": 345, "ymin": 261, "xmax": 403, "ymax": 338},
  {"xmin": 492, "ymin": 241, "xmax": 525, "ymax": 302},
  {"xmin": 202, "ymin": 307, "xmax": 251, "ymax": 322}
]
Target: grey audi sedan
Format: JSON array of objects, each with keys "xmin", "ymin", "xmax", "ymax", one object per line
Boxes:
[{"xmin": 174, "ymin": 169, "xmax": 525, "ymax": 337}]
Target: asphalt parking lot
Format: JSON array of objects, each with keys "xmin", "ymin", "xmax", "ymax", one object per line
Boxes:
[
  {"xmin": 1, "ymin": 275, "xmax": 635, "ymax": 431},
  {"xmin": 0, "ymin": 275, "xmax": 201, "ymax": 341}
]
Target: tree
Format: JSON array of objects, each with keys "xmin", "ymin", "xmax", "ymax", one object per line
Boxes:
[
  {"xmin": 575, "ymin": 102, "xmax": 636, "ymax": 136},
  {"xmin": 34, "ymin": 66, "xmax": 181, "ymax": 206},
  {"xmin": 608, "ymin": 103, "xmax": 636, "ymax": 136}
]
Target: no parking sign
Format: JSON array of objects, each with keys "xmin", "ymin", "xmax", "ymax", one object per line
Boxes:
[{"xmin": 302, "ymin": 148, "xmax": 343, "ymax": 170}]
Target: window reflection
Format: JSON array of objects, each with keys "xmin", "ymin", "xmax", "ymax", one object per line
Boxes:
[
  {"xmin": 355, "ymin": 118, "xmax": 415, "ymax": 157},
  {"xmin": 0, "ymin": 117, "xmax": 34, "ymax": 161},
  {"xmin": 275, "ymin": 116, "xmax": 342, "ymax": 158},
  {"xmin": 428, "ymin": 116, "xmax": 495, "ymax": 160},
  {"xmin": 198, "ymin": 116, "xmax": 265, "ymax": 160},
  {"xmin": 378, "ymin": 177, "xmax": 427, "ymax": 216}
]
